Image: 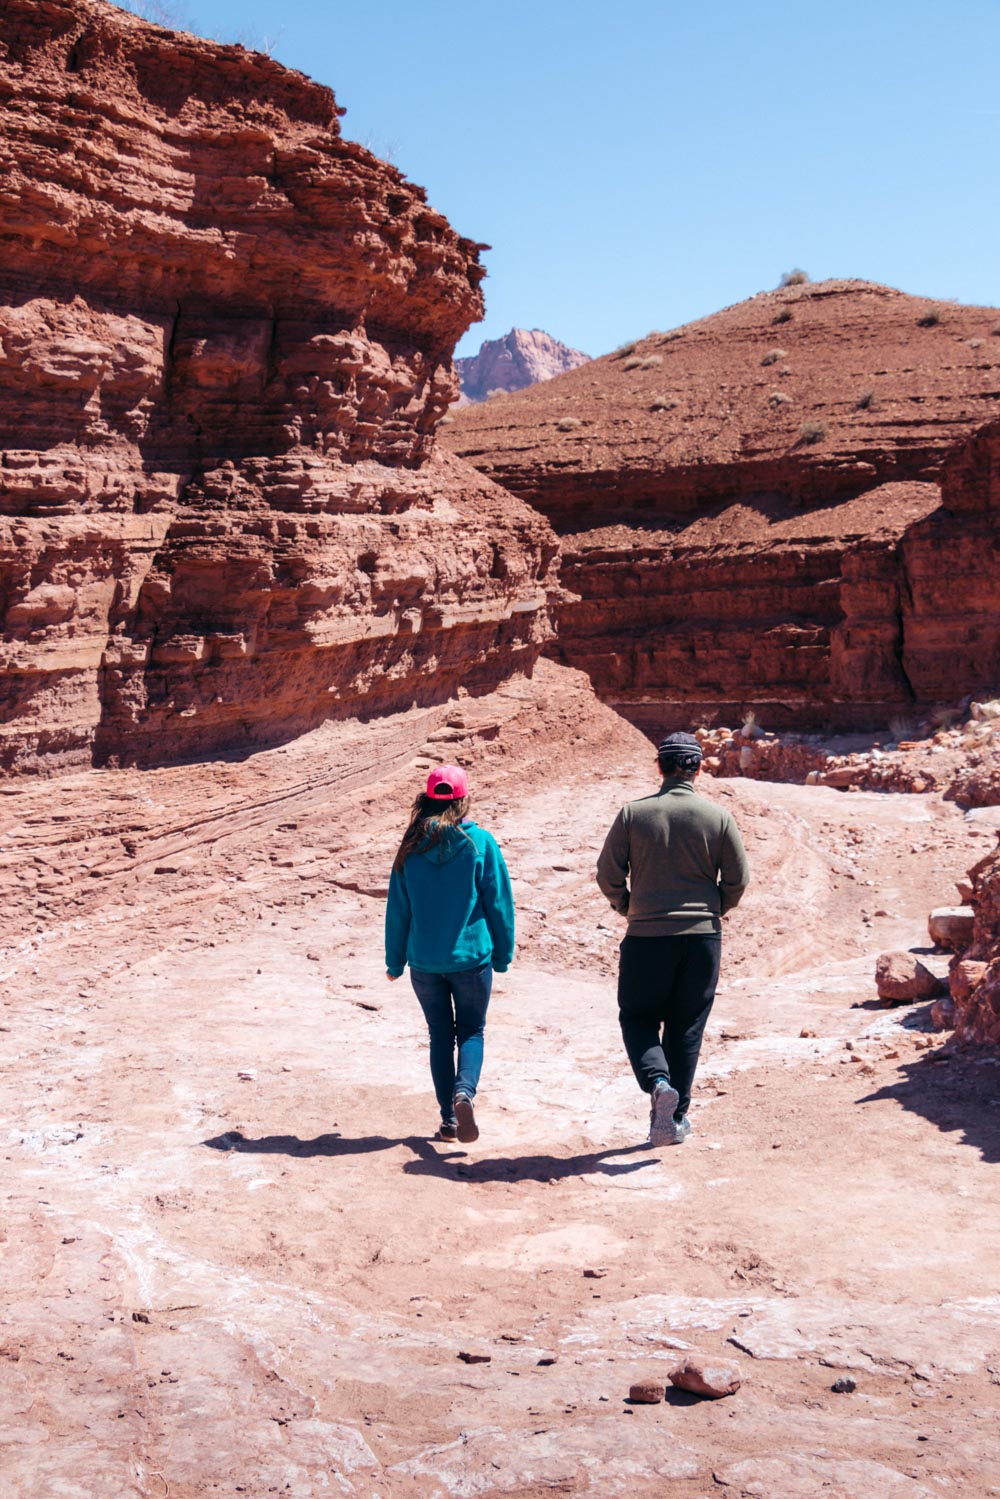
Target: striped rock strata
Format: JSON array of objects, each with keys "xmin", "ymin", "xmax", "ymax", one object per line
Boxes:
[
  {"xmin": 0, "ymin": 0, "xmax": 558, "ymax": 772},
  {"xmin": 445, "ymin": 281, "xmax": 1000, "ymax": 733}
]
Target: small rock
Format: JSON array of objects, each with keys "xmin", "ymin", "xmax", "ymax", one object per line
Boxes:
[
  {"xmin": 237, "ymin": 1069, "xmax": 256, "ymax": 1081},
  {"xmin": 628, "ymin": 1379, "xmax": 664, "ymax": 1404},
  {"xmin": 928, "ymin": 906, "xmax": 974, "ymax": 952},
  {"xmin": 831, "ymin": 1376, "xmax": 857, "ymax": 1393},
  {"xmin": 874, "ymin": 951, "xmax": 944, "ymax": 1003},
  {"xmin": 583, "ymin": 1268, "xmax": 608, "ymax": 1279},
  {"xmin": 306, "ymin": 952, "xmax": 320, "ymax": 962},
  {"xmin": 799, "ymin": 1028, "xmax": 816, "ymax": 1038},
  {"xmin": 930, "ymin": 995, "xmax": 956, "ymax": 1031},
  {"xmin": 669, "ymin": 1354, "xmax": 743, "ymax": 1399},
  {"xmin": 457, "ymin": 1350, "xmax": 491, "ymax": 1364},
  {"xmin": 536, "ymin": 1356, "xmax": 558, "ymax": 1366}
]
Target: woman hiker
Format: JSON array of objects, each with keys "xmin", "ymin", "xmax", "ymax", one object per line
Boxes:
[{"xmin": 385, "ymin": 764, "xmax": 515, "ymax": 1144}]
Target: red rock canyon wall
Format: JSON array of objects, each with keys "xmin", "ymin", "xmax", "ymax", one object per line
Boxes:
[
  {"xmin": 445, "ymin": 282, "xmax": 1000, "ymax": 732},
  {"xmin": 0, "ymin": 0, "xmax": 559, "ymax": 772}
]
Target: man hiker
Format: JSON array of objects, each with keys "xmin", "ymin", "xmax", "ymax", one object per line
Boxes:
[{"xmin": 596, "ymin": 731, "xmax": 751, "ymax": 1145}]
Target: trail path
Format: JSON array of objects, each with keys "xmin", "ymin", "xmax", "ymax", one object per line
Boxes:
[{"xmin": 2, "ymin": 666, "xmax": 998, "ymax": 1498}]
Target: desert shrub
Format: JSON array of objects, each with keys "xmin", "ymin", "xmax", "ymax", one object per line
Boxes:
[
  {"xmin": 773, "ymin": 308, "xmax": 793, "ymax": 324},
  {"xmin": 798, "ymin": 419, "xmax": 827, "ymax": 444},
  {"xmin": 856, "ymin": 388, "xmax": 874, "ymax": 410},
  {"xmin": 437, "ymin": 415, "xmax": 455, "ymax": 426},
  {"xmin": 779, "ymin": 269, "xmax": 810, "ymax": 287},
  {"xmin": 761, "ymin": 348, "xmax": 787, "ymax": 366},
  {"xmin": 661, "ymin": 329, "xmax": 684, "ymax": 342},
  {"xmin": 968, "ymin": 337, "xmax": 984, "ymax": 349},
  {"xmin": 640, "ymin": 354, "xmax": 663, "ymax": 369},
  {"xmin": 650, "ymin": 395, "xmax": 678, "ymax": 411},
  {"xmin": 118, "ymin": 0, "xmax": 188, "ymax": 23},
  {"xmin": 485, "ymin": 387, "xmax": 507, "ymax": 400},
  {"xmin": 769, "ymin": 391, "xmax": 792, "ymax": 405},
  {"xmin": 916, "ymin": 309, "xmax": 941, "ymax": 327},
  {"xmin": 622, "ymin": 356, "xmax": 643, "ymax": 371},
  {"xmin": 555, "ymin": 417, "xmax": 582, "ymax": 432},
  {"xmin": 612, "ymin": 342, "xmax": 636, "ymax": 359}
]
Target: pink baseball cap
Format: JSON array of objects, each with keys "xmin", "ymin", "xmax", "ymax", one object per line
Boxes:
[{"xmin": 425, "ymin": 764, "xmax": 469, "ymax": 800}]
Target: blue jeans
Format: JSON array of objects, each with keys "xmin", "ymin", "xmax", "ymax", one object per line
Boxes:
[{"xmin": 409, "ymin": 964, "xmax": 492, "ymax": 1121}]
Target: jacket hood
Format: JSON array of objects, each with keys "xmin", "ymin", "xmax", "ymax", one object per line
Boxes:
[{"xmin": 416, "ymin": 819, "xmax": 477, "ymax": 866}]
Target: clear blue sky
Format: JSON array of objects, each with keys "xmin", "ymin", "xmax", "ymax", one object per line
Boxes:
[{"xmin": 142, "ymin": 0, "xmax": 1000, "ymax": 357}]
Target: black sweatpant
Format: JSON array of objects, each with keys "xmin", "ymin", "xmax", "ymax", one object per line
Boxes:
[{"xmin": 617, "ymin": 932, "xmax": 721, "ymax": 1119}]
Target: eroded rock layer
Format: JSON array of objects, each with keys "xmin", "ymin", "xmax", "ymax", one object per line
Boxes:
[
  {"xmin": 0, "ymin": 0, "xmax": 558, "ymax": 772},
  {"xmin": 445, "ymin": 282, "xmax": 1000, "ymax": 731}
]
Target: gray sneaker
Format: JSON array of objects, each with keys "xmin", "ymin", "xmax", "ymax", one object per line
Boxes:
[
  {"xmin": 454, "ymin": 1092, "xmax": 479, "ymax": 1144},
  {"xmin": 673, "ymin": 1116, "xmax": 691, "ymax": 1143},
  {"xmin": 649, "ymin": 1080, "xmax": 680, "ymax": 1144}
]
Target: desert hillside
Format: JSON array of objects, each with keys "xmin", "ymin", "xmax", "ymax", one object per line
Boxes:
[{"xmin": 445, "ymin": 283, "xmax": 1000, "ymax": 733}]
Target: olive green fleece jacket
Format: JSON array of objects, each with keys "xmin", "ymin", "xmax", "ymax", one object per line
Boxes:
[{"xmin": 596, "ymin": 778, "xmax": 751, "ymax": 935}]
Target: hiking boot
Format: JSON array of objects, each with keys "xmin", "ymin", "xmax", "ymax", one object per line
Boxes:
[
  {"xmin": 436, "ymin": 1120, "xmax": 458, "ymax": 1142},
  {"xmin": 454, "ymin": 1092, "xmax": 479, "ymax": 1143},
  {"xmin": 648, "ymin": 1079, "xmax": 680, "ymax": 1145}
]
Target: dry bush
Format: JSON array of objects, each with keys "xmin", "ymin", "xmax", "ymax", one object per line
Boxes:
[
  {"xmin": 555, "ymin": 416, "xmax": 582, "ymax": 433},
  {"xmin": 968, "ymin": 337, "xmax": 985, "ymax": 350},
  {"xmin": 916, "ymin": 309, "xmax": 941, "ymax": 327},
  {"xmin": 661, "ymin": 329, "xmax": 684, "ymax": 342},
  {"xmin": 798, "ymin": 419, "xmax": 827, "ymax": 444},
  {"xmin": 612, "ymin": 342, "xmax": 637, "ymax": 359},
  {"xmin": 650, "ymin": 394, "xmax": 678, "ymax": 411},
  {"xmin": 769, "ymin": 390, "xmax": 792, "ymax": 405},
  {"xmin": 437, "ymin": 414, "xmax": 455, "ymax": 426},
  {"xmin": 485, "ymin": 387, "xmax": 507, "ymax": 400},
  {"xmin": 856, "ymin": 388, "xmax": 874, "ymax": 410},
  {"xmin": 773, "ymin": 307, "xmax": 793, "ymax": 324},
  {"xmin": 779, "ymin": 269, "xmax": 810, "ymax": 287},
  {"xmin": 761, "ymin": 348, "xmax": 787, "ymax": 367},
  {"xmin": 622, "ymin": 356, "xmax": 643, "ymax": 371},
  {"xmin": 640, "ymin": 354, "xmax": 663, "ymax": 370}
]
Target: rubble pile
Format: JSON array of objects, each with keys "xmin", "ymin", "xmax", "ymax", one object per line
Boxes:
[{"xmin": 695, "ymin": 699, "xmax": 1000, "ymax": 810}]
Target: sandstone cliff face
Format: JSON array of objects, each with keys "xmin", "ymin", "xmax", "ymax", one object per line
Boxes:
[
  {"xmin": 0, "ymin": 0, "xmax": 558, "ymax": 772},
  {"xmin": 456, "ymin": 328, "xmax": 590, "ymax": 404},
  {"xmin": 948, "ymin": 836, "xmax": 1000, "ymax": 1046},
  {"xmin": 445, "ymin": 282, "xmax": 1000, "ymax": 731}
]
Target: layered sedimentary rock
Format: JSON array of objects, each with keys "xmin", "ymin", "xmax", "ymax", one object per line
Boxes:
[
  {"xmin": 947, "ymin": 837, "xmax": 1000, "ymax": 1046},
  {"xmin": 456, "ymin": 328, "xmax": 590, "ymax": 404},
  {"xmin": 445, "ymin": 282, "xmax": 1000, "ymax": 731},
  {"xmin": 0, "ymin": 0, "xmax": 558, "ymax": 772}
]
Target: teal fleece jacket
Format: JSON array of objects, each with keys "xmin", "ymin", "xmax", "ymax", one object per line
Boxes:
[{"xmin": 385, "ymin": 820, "xmax": 515, "ymax": 977}]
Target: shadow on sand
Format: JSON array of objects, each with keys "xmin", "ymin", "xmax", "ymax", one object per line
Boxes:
[
  {"xmin": 202, "ymin": 1130, "xmax": 660, "ymax": 1182},
  {"xmin": 858, "ymin": 1047, "xmax": 1000, "ymax": 1163}
]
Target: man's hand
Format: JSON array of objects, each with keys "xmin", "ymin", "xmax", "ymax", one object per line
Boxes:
[{"xmin": 386, "ymin": 970, "xmax": 400, "ymax": 982}]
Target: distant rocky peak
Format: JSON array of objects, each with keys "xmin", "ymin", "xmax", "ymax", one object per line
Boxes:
[{"xmin": 456, "ymin": 328, "xmax": 590, "ymax": 403}]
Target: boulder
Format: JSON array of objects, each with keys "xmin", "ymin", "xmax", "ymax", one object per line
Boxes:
[
  {"xmin": 874, "ymin": 951, "xmax": 945, "ymax": 1003},
  {"xmin": 928, "ymin": 907, "xmax": 975, "ymax": 952},
  {"xmin": 668, "ymin": 1355, "xmax": 743, "ymax": 1399},
  {"xmin": 949, "ymin": 959, "xmax": 988, "ymax": 1002}
]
